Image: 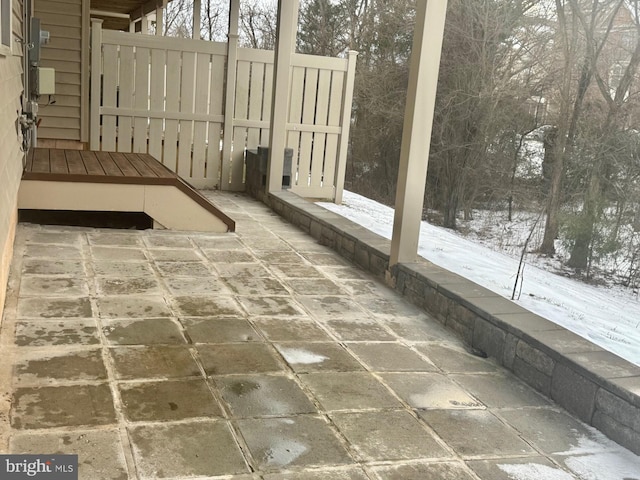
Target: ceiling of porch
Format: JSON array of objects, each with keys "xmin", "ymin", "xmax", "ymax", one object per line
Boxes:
[{"xmin": 90, "ymin": 0, "xmax": 173, "ymax": 30}]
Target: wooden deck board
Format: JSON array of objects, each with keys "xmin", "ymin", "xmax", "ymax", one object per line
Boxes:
[
  {"xmin": 21, "ymin": 148, "xmax": 235, "ymax": 232},
  {"xmin": 32, "ymin": 149, "xmax": 50, "ymax": 173},
  {"xmin": 49, "ymin": 150, "xmax": 68, "ymax": 174},
  {"xmin": 66, "ymin": 150, "xmax": 87, "ymax": 174},
  {"xmin": 80, "ymin": 151, "xmax": 106, "ymax": 176},
  {"xmin": 96, "ymin": 151, "xmax": 124, "ymax": 176}
]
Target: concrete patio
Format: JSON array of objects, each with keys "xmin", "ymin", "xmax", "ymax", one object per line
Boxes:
[{"xmin": 0, "ymin": 191, "xmax": 639, "ymax": 480}]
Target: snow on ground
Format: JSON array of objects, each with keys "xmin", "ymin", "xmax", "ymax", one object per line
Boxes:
[{"xmin": 317, "ymin": 191, "xmax": 640, "ymax": 367}]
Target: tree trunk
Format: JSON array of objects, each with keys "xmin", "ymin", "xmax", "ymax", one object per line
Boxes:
[{"xmin": 539, "ymin": 128, "xmax": 563, "ymax": 254}]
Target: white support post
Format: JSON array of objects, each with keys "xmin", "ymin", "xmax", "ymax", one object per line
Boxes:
[
  {"xmin": 221, "ymin": 0, "xmax": 240, "ymax": 190},
  {"xmin": 141, "ymin": 10, "xmax": 149, "ymax": 34},
  {"xmin": 193, "ymin": 0, "xmax": 201, "ymax": 39},
  {"xmin": 334, "ymin": 49, "xmax": 358, "ymax": 204},
  {"xmin": 267, "ymin": 0, "xmax": 299, "ymax": 193},
  {"xmin": 389, "ymin": 0, "xmax": 448, "ymax": 267},
  {"xmin": 155, "ymin": 0, "xmax": 166, "ymax": 36},
  {"xmin": 89, "ymin": 19, "xmax": 103, "ymax": 151}
]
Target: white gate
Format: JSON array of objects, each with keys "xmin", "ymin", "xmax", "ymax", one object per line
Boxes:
[{"xmin": 89, "ymin": 21, "xmax": 356, "ymax": 200}]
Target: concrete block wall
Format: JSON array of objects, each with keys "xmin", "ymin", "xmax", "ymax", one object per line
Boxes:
[
  {"xmin": 0, "ymin": 53, "xmax": 24, "ymax": 321},
  {"xmin": 260, "ymin": 190, "xmax": 640, "ymax": 455}
]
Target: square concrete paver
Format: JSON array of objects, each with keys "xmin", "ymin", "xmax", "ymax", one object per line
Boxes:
[
  {"xmin": 371, "ymin": 461, "xmax": 477, "ymax": 480},
  {"xmin": 18, "ymin": 297, "xmax": 93, "ymax": 318},
  {"xmin": 155, "ymin": 261, "xmax": 212, "ymax": 277},
  {"xmin": 216, "ymin": 374, "xmax": 317, "ymax": 417},
  {"xmin": 467, "ymin": 456, "xmax": 577, "ymax": 480},
  {"xmin": 498, "ymin": 407, "xmax": 606, "ymax": 455},
  {"xmin": 299, "ymin": 372, "xmax": 402, "ymax": 411},
  {"xmin": 326, "ymin": 319, "xmax": 396, "ymax": 341},
  {"xmin": 381, "ymin": 373, "xmax": 483, "ymax": 409},
  {"xmin": 262, "ymin": 468, "xmax": 369, "ymax": 479},
  {"xmin": 11, "ymin": 384, "xmax": 116, "ymax": 429},
  {"xmin": 20, "ymin": 276, "xmax": 89, "ymax": 296},
  {"xmin": 10, "ymin": 429, "xmax": 129, "ymax": 480},
  {"xmin": 93, "ymin": 260, "xmax": 154, "ymax": 277},
  {"xmin": 276, "ymin": 343, "xmax": 364, "ymax": 373},
  {"xmin": 236, "ymin": 415, "xmax": 353, "ymax": 470},
  {"xmin": 97, "ymin": 296, "xmax": 172, "ymax": 318},
  {"xmin": 103, "ymin": 318, "xmax": 185, "ymax": 345},
  {"xmin": 14, "ymin": 319, "xmax": 100, "ymax": 346},
  {"xmin": 198, "ymin": 343, "xmax": 284, "ymax": 375},
  {"xmin": 129, "ymin": 420, "xmax": 249, "ymax": 478},
  {"xmin": 174, "ymin": 295, "xmax": 244, "ymax": 316},
  {"xmin": 330, "ymin": 410, "xmax": 449, "ymax": 461},
  {"xmin": 109, "ymin": 346, "xmax": 200, "ymax": 379},
  {"xmin": 253, "ymin": 318, "xmax": 334, "ymax": 342},
  {"xmin": 164, "ymin": 277, "xmax": 233, "ymax": 295},
  {"xmin": 22, "ymin": 258, "xmax": 85, "ymax": 276},
  {"xmin": 95, "ymin": 277, "xmax": 162, "ymax": 296},
  {"xmin": 91, "ymin": 246, "xmax": 147, "ymax": 261},
  {"xmin": 296, "ymin": 296, "xmax": 367, "ymax": 320},
  {"xmin": 237, "ymin": 296, "xmax": 305, "ymax": 316},
  {"xmin": 181, "ymin": 317, "xmax": 261, "ymax": 343},
  {"xmin": 224, "ymin": 276, "xmax": 290, "ymax": 296},
  {"xmin": 347, "ymin": 343, "xmax": 437, "ymax": 372},
  {"xmin": 14, "ymin": 349, "xmax": 107, "ymax": 385},
  {"xmin": 119, "ymin": 378, "xmax": 222, "ymax": 421},
  {"xmin": 418, "ymin": 409, "xmax": 536, "ymax": 458},
  {"xmin": 451, "ymin": 373, "xmax": 551, "ymax": 408},
  {"xmin": 415, "ymin": 344, "xmax": 498, "ymax": 374}
]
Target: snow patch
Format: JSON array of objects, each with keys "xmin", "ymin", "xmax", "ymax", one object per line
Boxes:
[
  {"xmin": 279, "ymin": 348, "xmax": 328, "ymax": 364},
  {"xmin": 497, "ymin": 462, "xmax": 574, "ymax": 480}
]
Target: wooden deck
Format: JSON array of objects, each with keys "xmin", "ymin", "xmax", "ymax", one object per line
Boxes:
[{"xmin": 22, "ymin": 148, "xmax": 235, "ymax": 231}]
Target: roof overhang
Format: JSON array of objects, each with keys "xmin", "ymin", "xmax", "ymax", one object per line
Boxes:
[{"xmin": 90, "ymin": 0, "xmax": 173, "ymax": 31}]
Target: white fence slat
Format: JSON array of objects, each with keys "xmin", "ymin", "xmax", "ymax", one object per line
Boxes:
[
  {"xmin": 192, "ymin": 52, "xmax": 210, "ymax": 184},
  {"xmin": 323, "ymin": 133, "xmax": 339, "ymax": 188},
  {"xmin": 90, "ymin": 20, "xmax": 103, "ymax": 150},
  {"xmin": 178, "ymin": 51, "xmax": 196, "ymax": 179},
  {"xmin": 102, "ymin": 44, "xmax": 119, "ymax": 152},
  {"xmin": 309, "ymin": 69, "xmax": 332, "ymax": 187},
  {"xmin": 133, "ymin": 47, "xmax": 150, "ymax": 153},
  {"xmin": 149, "ymin": 48, "xmax": 166, "ymax": 161},
  {"xmin": 163, "ymin": 50, "xmax": 181, "ymax": 172},
  {"xmin": 335, "ymin": 50, "xmax": 358, "ymax": 204},
  {"xmin": 206, "ymin": 54, "xmax": 225, "ymax": 186},
  {"xmin": 247, "ymin": 62, "xmax": 264, "ymax": 149},
  {"xmin": 117, "ymin": 46, "xmax": 134, "ymax": 153},
  {"xmin": 298, "ymin": 68, "xmax": 318, "ymax": 187}
]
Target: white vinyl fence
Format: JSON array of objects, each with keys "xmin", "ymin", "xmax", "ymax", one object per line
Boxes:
[{"xmin": 90, "ymin": 20, "xmax": 356, "ymax": 200}]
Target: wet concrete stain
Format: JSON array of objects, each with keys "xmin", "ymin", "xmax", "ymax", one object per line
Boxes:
[
  {"xmin": 11, "ymin": 384, "xmax": 116, "ymax": 429},
  {"xmin": 16, "ymin": 350, "xmax": 108, "ymax": 383}
]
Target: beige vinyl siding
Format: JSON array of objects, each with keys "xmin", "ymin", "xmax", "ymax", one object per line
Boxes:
[
  {"xmin": 0, "ymin": 0, "xmax": 24, "ymax": 321},
  {"xmin": 11, "ymin": 0, "xmax": 22, "ymax": 48},
  {"xmin": 35, "ymin": 0, "xmax": 83, "ymax": 142}
]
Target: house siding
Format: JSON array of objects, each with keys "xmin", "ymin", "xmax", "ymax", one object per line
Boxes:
[
  {"xmin": 34, "ymin": 0, "xmax": 83, "ymax": 143},
  {"xmin": 0, "ymin": 0, "xmax": 24, "ymax": 320}
]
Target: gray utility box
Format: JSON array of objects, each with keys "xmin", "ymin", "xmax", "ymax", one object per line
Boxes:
[
  {"xmin": 245, "ymin": 146, "xmax": 294, "ymax": 200},
  {"xmin": 247, "ymin": 146, "xmax": 293, "ymax": 188}
]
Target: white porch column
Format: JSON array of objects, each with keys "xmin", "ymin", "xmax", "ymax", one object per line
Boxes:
[
  {"xmin": 389, "ymin": 0, "xmax": 448, "ymax": 267},
  {"xmin": 267, "ymin": 0, "xmax": 299, "ymax": 193},
  {"xmin": 155, "ymin": 0, "xmax": 167, "ymax": 36},
  {"xmin": 193, "ymin": 0, "xmax": 201, "ymax": 39}
]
